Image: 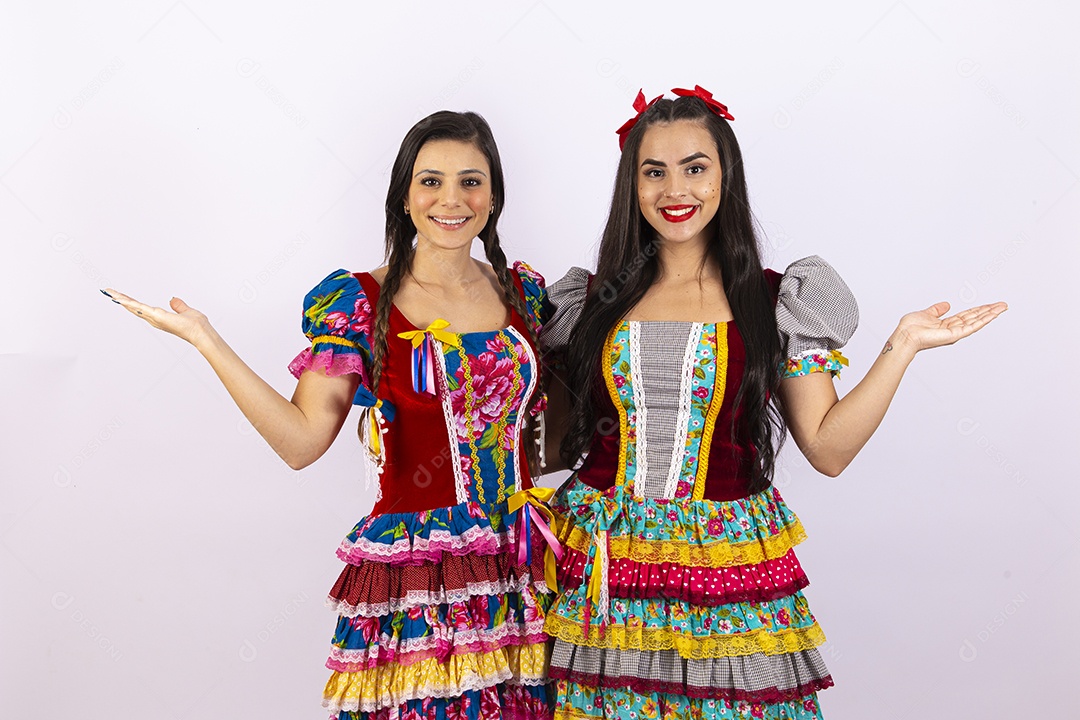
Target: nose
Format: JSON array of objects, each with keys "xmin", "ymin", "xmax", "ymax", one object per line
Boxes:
[
  {"xmin": 662, "ymin": 174, "xmax": 688, "ymax": 199},
  {"xmin": 439, "ymin": 182, "xmax": 462, "ymax": 207}
]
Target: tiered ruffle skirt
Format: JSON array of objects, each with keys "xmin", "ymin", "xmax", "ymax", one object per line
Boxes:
[
  {"xmin": 323, "ymin": 501, "xmax": 555, "ymax": 719},
  {"xmin": 546, "ymin": 480, "xmax": 833, "ymax": 720}
]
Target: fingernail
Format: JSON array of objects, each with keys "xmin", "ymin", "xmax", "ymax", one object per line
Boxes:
[{"xmin": 100, "ymin": 289, "xmax": 112, "ymax": 298}]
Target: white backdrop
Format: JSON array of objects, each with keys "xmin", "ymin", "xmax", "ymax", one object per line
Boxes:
[{"xmin": 2, "ymin": 1, "xmax": 1076, "ymax": 718}]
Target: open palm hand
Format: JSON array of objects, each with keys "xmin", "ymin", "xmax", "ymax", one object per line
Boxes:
[
  {"xmin": 896, "ymin": 300, "xmax": 1008, "ymax": 352},
  {"xmin": 104, "ymin": 289, "xmax": 212, "ymax": 348}
]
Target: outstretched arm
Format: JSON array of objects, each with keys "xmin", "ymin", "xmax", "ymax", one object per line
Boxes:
[
  {"xmin": 105, "ymin": 289, "xmax": 359, "ymax": 470},
  {"xmin": 780, "ymin": 300, "xmax": 1007, "ymax": 477}
]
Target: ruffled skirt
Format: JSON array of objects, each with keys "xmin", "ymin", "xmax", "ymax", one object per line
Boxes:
[
  {"xmin": 545, "ymin": 479, "xmax": 833, "ymax": 720},
  {"xmin": 323, "ymin": 500, "xmax": 555, "ymax": 719}
]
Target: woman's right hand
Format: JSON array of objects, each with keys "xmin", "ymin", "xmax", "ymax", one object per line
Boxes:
[
  {"xmin": 103, "ymin": 289, "xmax": 214, "ymax": 349},
  {"xmin": 102, "ymin": 287, "xmax": 357, "ymax": 470}
]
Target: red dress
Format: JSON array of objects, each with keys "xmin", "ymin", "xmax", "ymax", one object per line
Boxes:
[{"xmin": 289, "ymin": 262, "xmax": 556, "ymax": 720}]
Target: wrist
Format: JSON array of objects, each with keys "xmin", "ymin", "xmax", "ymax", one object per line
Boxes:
[
  {"xmin": 883, "ymin": 328, "xmax": 919, "ymax": 361},
  {"xmin": 191, "ymin": 321, "xmax": 221, "ymax": 354}
]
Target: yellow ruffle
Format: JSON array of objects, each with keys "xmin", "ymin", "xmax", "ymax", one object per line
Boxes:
[
  {"xmin": 545, "ymin": 613, "xmax": 826, "ymax": 660},
  {"xmin": 557, "ymin": 515, "xmax": 807, "ymax": 569},
  {"xmin": 323, "ymin": 642, "xmax": 550, "ymax": 712}
]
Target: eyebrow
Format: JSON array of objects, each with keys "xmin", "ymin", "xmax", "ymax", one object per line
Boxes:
[
  {"xmin": 640, "ymin": 152, "xmax": 711, "ymax": 168},
  {"xmin": 413, "ymin": 168, "xmax": 489, "ymax": 178}
]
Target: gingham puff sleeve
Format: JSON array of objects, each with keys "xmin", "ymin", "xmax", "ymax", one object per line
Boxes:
[
  {"xmin": 540, "ymin": 266, "xmax": 590, "ymax": 356},
  {"xmin": 287, "ymin": 269, "xmax": 376, "ymax": 405},
  {"xmin": 777, "ymin": 256, "xmax": 859, "ymax": 378}
]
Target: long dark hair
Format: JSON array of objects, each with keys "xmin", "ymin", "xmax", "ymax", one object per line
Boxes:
[
  {"xmin": 366, "ymin": 110, "xmax": 544, "ymax": 475},
  {"xmin": 561, "ymin": 96, "xmax": 785, "ymax": 493}
]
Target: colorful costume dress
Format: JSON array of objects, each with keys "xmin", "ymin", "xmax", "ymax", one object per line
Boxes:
[
  {"xmin": 288, "ymin": 262, "xmax": 556, "ymax": 720},
  {"xmin": 541, "ymin": 256, "xmax": 858, "ymax": 720}
]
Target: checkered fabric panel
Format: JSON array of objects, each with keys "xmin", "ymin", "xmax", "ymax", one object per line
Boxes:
[
  {"xmin": 541, "ymin": 266, "xmax": 591, "ymax": 353},
  {"xmin": 775, "ymin": 256, "xmax": 859, "ymax": 358},
  {"xmin": 551, "ymin": 641, "xmax": 830, "ymax": 693},
  {"xmin": 637, "ymin": 322, "xmax": 696, "ymax": 499}
]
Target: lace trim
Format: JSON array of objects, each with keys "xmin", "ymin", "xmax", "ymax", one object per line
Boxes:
[
  {"xmin": 544, "ymin": 613, "xmax": 826, "ymax": 660},
  {"xmin": 506, "ymin": 325, "xmax": 537, "ymax": 492},
  {"xmin": 337, "ymin": 522, "xmax": 512, "ymax": 565},
  {"xmin": 549, "ymin": 667, "xmax": 834, "ymax": 704},
  {"xmin": 322, "ymin": 642, "xmax": 550, "ymax": 713},
  {"xmin": 627, "ymin": 321, "xmax": 648, "ymax": 498},
  {"xmin": 288, "ymin": 347, "xmax": 366, "ymax": 380},
  {"xmin": 562, "ymin": 517, "xmax": 807, "ymax": 568},
  {"xmin": 693, "ymin": 323, "xmax": 728, "ymax": 501},
  {"xmin": 327, "ymin": 618, "xmax": 549, "ymax": 672},
  {"xmin": 326, "ymin": 577, "xmax": 552, "ymax": 618},
  {"xmin": 664, "ymin": 323, "xmax": 702, "ymax": 500},
  {"xmin": 435, "ymin": 342, "xmax": 469, "ymax": 506}
]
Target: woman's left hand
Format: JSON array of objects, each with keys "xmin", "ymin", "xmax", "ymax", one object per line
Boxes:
[{"xmin": 893, "ymin": 300, "xmax": 1008, "ymax": 353}]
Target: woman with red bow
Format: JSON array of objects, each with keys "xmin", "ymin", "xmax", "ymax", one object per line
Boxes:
[
  {"xmin": 540, "ymin": 87, "xmax": 1006, "ymax": 719},
  {"xmin": 105, "ymin": 111, "xmax": 557, "ymax": 720}
]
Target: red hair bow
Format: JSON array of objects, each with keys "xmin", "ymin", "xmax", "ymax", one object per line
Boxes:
[
  {"xmin": 671, "ymin": 85, "xmax": 734, "ymax": 121},
  {"xmin": 615, "ymin": 89, "xmax": 663, "ymax": 150}
]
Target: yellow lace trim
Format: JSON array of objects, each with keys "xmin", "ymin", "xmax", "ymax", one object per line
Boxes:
[
  {"xmin": 560, "ymin": 518, "xmax": 806, "ymax": 568},
  {"xmin": 692, "ymin": 323, "xmax": 728, "ymax": 502},
  {"xmin": 311, "ymin": 334, "xmax": 360, "ymax": 348},
  {"xmin": 603, "ymin": 323, "xmax": 629, "ymax": 489},
  {"xmin": 323, "ymin": 642, "xmax": 550, "ymax": 706},
  {"xmin": 545, "ymin": 612, "xmax": 825, "ymax": 660}
]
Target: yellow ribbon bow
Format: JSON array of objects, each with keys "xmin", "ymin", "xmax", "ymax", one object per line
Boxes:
[
  {"xmin": 362, "ymin": 398, "xmax": 387, "ymax": 461},
  {"xmin": 507, "ymin": 486, "xmax": 563, "ymax": 593},
  {"xmin": 396, "ymin": 319, "xmax": 460, "ymax": 348}
]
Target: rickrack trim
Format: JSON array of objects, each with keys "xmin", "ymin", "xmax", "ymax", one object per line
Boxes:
[{"xmin": 310, "ymin": 334, "xmax": 361, "ymax": 348}]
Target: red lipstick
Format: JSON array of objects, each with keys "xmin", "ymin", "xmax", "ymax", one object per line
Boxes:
[{"xmin": 659, "ymin": 205, "xmax": 698, "ymax": 223}]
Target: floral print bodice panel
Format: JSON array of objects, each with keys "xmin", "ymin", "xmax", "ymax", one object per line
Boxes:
[{"xmin": 441, "ymin": 327, "xmax": 538, "ymax": 507}]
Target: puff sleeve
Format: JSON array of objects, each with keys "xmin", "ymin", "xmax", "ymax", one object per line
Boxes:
[
  {"xmin": 540, "ymin": 266, "xmax": 590, "ymax": 356},
  {"xmin": 776, "ymin": 256, "xmax": 859, "ymax": 378},
  {"xmin": 287, "ymin": 269, "xmax": 376, "ymax": 405},
  {"xmin": 512, "ymin": 260, "xmax": 549, "ymax": 336}
]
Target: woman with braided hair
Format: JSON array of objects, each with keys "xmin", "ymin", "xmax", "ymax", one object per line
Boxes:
[
  {"xmin": 105, "ymin": 111, "xmax": 556, "ymax": 719},
  {"xmin": 539, "ymin": 87, "xmax": 1006, "ymax": 719}
]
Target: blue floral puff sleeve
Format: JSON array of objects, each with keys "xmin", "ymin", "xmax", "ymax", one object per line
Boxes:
[
  {"xmin": 512, "ymin": 260, "xmax": 550, "ymax": 336},
  {"xmin": 288, "ymin": 269, "xmax": 378, "ymax": 407},
  {"xmin": 777, "ymin": 256, "xmax": 860, "ymax": 378}
]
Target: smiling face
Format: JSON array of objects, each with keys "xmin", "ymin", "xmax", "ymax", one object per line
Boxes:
[
  {"xmin": 636, "ymin": 119, "xmax": 722, "ymax": 250},
  {"xmin": 407, "ymin": 139, "xmax": 493, "ymax": 251}
]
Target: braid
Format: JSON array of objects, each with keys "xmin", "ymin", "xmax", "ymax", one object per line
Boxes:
[
  {"xmin": 368, "ymin": 249, "xmax": 411, "ymax": 396},
  {"xmin": 481, "ymin": 230, "xmax": 544, "ymax": 478}
]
